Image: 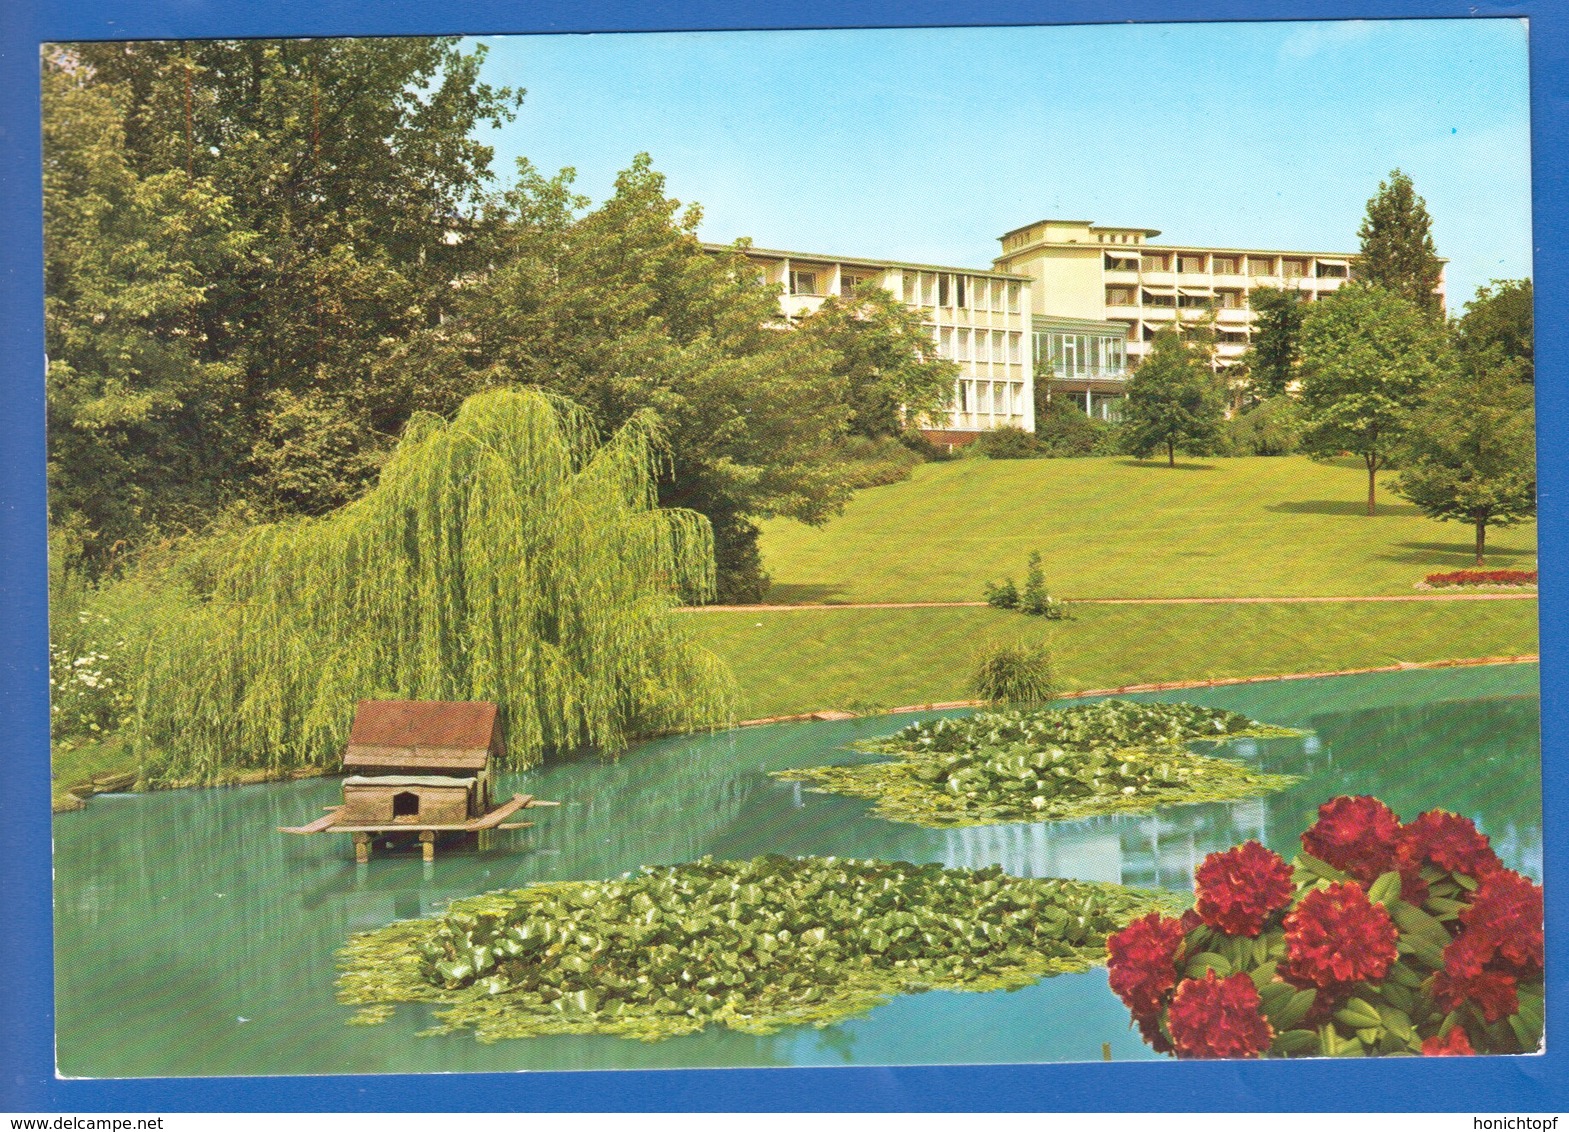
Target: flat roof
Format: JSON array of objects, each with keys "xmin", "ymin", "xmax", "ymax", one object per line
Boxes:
[
  {"xmin": 705, "ymin": 242, "xmax": 1033, "ymax": 282},
  {"xmin": 999, "ymin": 219, "xmax": 1163, "ymax": 239}
]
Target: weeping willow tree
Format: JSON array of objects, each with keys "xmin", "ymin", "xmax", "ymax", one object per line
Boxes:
[{"xmin": 133, "ymin": 389, "xmax": 735, "ymax": 783}]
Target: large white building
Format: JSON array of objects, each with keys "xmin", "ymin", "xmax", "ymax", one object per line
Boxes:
[{"xmin": 724, "ymin": 219, "xmax": 1444, "ymax": 436}]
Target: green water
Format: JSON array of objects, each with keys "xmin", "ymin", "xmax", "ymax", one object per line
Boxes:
[{"xmin": 52, "ymin": 665, "xmax": 1541, "ymax": 1077}]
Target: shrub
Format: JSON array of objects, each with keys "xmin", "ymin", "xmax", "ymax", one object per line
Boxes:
[
  {"xmin": 834, "ymin": 433, "xmax": 927, "ymax": 490},
  {"xmin": 1033, "ymin": 397, "xmax": 1104, "ymax": 457},
  {"xmin": 1224, "ymin": 397, "xmax": 1303, "ymax": 457},
  {"xmin": 975, "ymin": 425, "xmax": 1042, "ymax": 459},
  {"xmin": 983, "ymin": 577, "xmax": 1019, "ymax": 609},
  {"xmin": 986, "ymin": 551, "xmax": 1068, "ymax": 618},
  {"xmin": 970, "ymin": 640, "xmax": 1056, "ymax": 706},
  {"xmin": 1108, "ymin": 795, "xmax": 1542, "ymax": 1058}
]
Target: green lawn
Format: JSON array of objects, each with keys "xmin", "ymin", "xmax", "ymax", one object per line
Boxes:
[
  {"xmin": 755, "ymin": 455, "xmax": 1538, "ymax": 602},
  {"xmin": 695, "ymin": 600, "xmax": 1538, "ymax": 721}
]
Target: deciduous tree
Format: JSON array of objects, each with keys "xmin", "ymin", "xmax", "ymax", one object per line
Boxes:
[
  {"xmin": 1455, "ymin": 279, "xmax": 1532, "ymax": 385},
  {"xmin": 1297, "ymin": 285, "xmax": 1453, "ymax": 515},
  {"xmin": 1120, "ymin": 328, "xmax": 1226, "ymax": 467},
  {"xmin": 1357, "ymin": 169, "xmax": 1444, "ymax": 315},
  {"xmin": 1244, "ymin": 286, "xmax": 1306, "ymax": 398},
  {"xmin": 1394, "ymin": 370, "xmax": 1535, "ymax": 565}
]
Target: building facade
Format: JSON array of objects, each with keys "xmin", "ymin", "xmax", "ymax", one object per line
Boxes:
[
  {"xmin": 993, "ymin": 218, "xmax": 1445, "ymax": 416},
  {"xmin": 724, "ymin": 245, "xmax": 1036, "ymax": 439}
]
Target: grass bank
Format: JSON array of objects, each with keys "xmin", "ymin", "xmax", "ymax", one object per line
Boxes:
[
  {"xmin": 756, "ymin": 455, "xmax": 1538, "ymax": 602},
  {"xmin": 695, "ymin": 599, "xmax": 1539, "ymax": 720}
]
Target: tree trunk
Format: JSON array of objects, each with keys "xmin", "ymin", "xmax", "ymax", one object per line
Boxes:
[
  {"xmin": 1366, "ymin": 458, "xmax": 1377, "ymax": 516},
  {"xmin": 1167, "ymin": 440, "xmax": 1175, "ymax": 467},
  {"xmin": 1476, "ymin": 517, "xmax": 1487, "ymax": 567}
]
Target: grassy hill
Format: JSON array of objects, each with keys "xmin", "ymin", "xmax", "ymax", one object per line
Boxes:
[{"xmin": 755, "ymin": 455, "xmax": 1538, "ymax": 602}]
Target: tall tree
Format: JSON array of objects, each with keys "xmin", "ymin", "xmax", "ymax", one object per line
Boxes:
[
  {"xmin": 1244, "ymin": 285, "xmax": 1306, "ymax": 398},
  {"xmin": 1455, "ymin": 279, "xmax": 1533, "ymax": 385},
  {"xmin": 1394, "ymin": 370, "xmax": 1535, "ymax": 565},
  {"xmin": 55, "ymin": 38, "xmax": 524, "ymax": 527},
  {"xmin": 797, "ymin": 282, "xmax": 959, "ymax": 439},
  {"xmin": 1357, "ymin": 169, "xmax": 1444, "ymax": 314},
  {"xmin": 1297, "ymin": 285, "xmax": 1453, "ymax": 515},
  {"xmin": 445, "ymin": 156, "xmax": 852, "ymax": 602},
  {"xmin": 1120, "ymin": 328, "xmax": 1226, "ymax": 467},
  {"xmin": 42, "ymin": 54, "xmax": 249, "ymax": 558}
]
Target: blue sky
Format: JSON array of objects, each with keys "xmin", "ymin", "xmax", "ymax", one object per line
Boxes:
[{"xmin": 468, "ymin": 18, "xmax": 1530, "ymax": 309}]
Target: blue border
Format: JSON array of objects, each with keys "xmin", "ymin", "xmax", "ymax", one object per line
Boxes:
[{"xmin": 2, "ymin": 0, "xmax": 1561, "ymax": 1113}]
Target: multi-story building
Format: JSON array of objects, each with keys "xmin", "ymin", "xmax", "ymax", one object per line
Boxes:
[
  {"xmin": 992, "ymin": 218, "xmax": 1445, "ymax": 419},
  {"xmin": 718, "ymin": 245, "xmax": 1036, "ymax": 440}
]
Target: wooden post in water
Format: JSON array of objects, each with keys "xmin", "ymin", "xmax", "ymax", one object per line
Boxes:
[
  {"xmin": 419, "ymin": 830, "xmax": 436, "ymax": 862},
  {"xmin": 353, "ymin": 832, "xmax": 371, "ymax": 864}
]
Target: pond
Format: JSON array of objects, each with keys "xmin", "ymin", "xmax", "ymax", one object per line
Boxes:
[{"xmin": 52, "ymin": 665, "xmax": 1541, "ymax": 1078}]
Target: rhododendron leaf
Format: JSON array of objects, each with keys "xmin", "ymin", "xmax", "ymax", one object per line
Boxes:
[
  {"xmin": 1273, "ymin": 1029, "xmax": 1318, "ymax": 1055},
  {"xmin": 1388, "ymin": 901, "xmax": 1451, "ymax": 949},
  {"xmin": 1508, "ymin": 1014, "xmax": 1539, "ymax": 1052},
  {"xmin": 1274, "ymin": 988, "xmax": 1318, "ymax": 1029},
  {"xmin": 1294, "ymin": 853, "xmax": 1351, "ymax": 884},
  {"xmin": 1335, "ymin": 999, "xmax": 1383, "ymax": 1029},
  {"xmin": 1185, "ymin": 952, "xmax": 1231, "ymax": 978},
  {"xmin": 1367, "ymin": 871, "xmax": 1403, "ymax": 906},
  {"xmin": 1250, "ymin": 961, "xmax": 1281, "ymax": 992},
  {"xmin": 1387, "ymin": 961, "xmax": 1425, "ymax": 990},
  {"xmin": 1381, "ymin": 980, "xmax": 1414, "ymax": 1013},
  {"xmin": 1453, "ymin": 872, "xmax": 1480, "ymax": 893},
  {"xmin": 1376, "ymin": 1005, "xmax": 1415, "ymax": 1041},
  {"xmin": 1425, "ymin": 896, "xmax": 1467, "ymax": 917}
]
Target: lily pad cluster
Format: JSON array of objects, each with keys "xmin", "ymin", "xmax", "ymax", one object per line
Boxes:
[
  {"xmin": 776, "ymin": 700, "xmax": 1305, "ymax": 827},
  {"xmin": 337, "ymin": 854, "xmax": 1183, "ymax": 1042}
]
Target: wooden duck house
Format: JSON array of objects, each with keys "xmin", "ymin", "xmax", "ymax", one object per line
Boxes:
[{"xmin": 280, "ymin": 700, "xmax": 557, "ymax": 861}]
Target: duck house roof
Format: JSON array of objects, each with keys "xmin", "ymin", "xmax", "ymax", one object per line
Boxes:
[{"xmin": 343, "ymin": 700, "xmax": 501, "ymax": 772}]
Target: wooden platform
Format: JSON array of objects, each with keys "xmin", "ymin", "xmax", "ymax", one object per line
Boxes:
[{"xmin": 279, "ymin": 793, "xmax": 558, "ymax": 861}]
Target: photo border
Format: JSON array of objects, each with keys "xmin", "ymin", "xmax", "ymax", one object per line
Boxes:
[{"xmin": 2, "ymin": 0, "xmax": 1562, "ymax": 1112}]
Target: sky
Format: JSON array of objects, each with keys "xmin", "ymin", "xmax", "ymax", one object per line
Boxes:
[{"xmin": 467, "ymin": 18, "xmax": 1532, "ymax": 310}]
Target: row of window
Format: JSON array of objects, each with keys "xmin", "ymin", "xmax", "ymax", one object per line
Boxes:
[
  {"xmin": 787, "ymin": 268, "xmax": 875, "ymax": 297},
  {"xmin": 1107, "ymin": 252, "xmax": 1351, "ymax": 279},
  {"xmin": 904, "ymin": 271, "xmax": 1023, "ymax": 315},
  {"xmin": 1034, "ymin": 331, "xmax": 1127, "ymax": 378},
  {"xmin": 934, "ymin": 326, "xmax": 1025, "ymax": 365},
  {"xmin": 953, "ymin": 380, "xmax": 1027, "ymax": 417}
]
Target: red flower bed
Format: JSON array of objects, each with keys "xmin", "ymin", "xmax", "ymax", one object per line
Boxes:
[
  {"xmin": 1423, "ymin": 569, "xmax": 1537, "ymax": 588},
  {"xmin": 1106, "ymin": 795, "xmax": 1543, "ymax": 1059}
]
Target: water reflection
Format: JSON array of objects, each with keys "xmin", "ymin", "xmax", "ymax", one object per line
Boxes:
[{"xmin": 52, "ymin": 665, "xmax": 1540, "ymax": 1077}]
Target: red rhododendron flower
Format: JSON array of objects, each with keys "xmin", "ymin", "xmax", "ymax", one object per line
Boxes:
[
  {"xmin": 1280, "ymin": 881, "xmax": 1399, "ymax": 989},
  {"xmin": 1432, "ymin": 969, "xmax": 1519, "ymax": 1023},
  {"xmin": 1135, "ymin": 1011, "xmax": 1174, "ymax": 1055},
  {"xmin": 1194, "ymin": 841, "xmax": 1295, "ymax": 937},
  {"xmin": 1301, "ymin": 796, "xmax": 1404, "ymax": 883},
  {"xmin": 1443, "ymin": 930, "xmax": 1495, "ymax": 980},
  {"xmin": 1462, "ymin": 870, "xmax": 1544, "ymax": 976},
  {"xmin": 1106, "ymin": 913, "xmax": 1186, "ymax": 1017},
  {"xmin": 1402, "ymin": 810, "xmax": 1502, "ymax": 880},
  {"xmin": 1422, "ymin": 1027, "xmax": 1475, "ymax": 1056},
  {"xmin": 1165, "ymin": 971, "xmax": 1274, "ymax": 1059}
]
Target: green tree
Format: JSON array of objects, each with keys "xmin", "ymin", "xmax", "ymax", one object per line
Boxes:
[
  {"xmin": 57, "ymin": 38, "xmax": 524, "ymax": 526},
  {"xmin": 1297, "ymin": 285, "xmax": 1453, "ymax": 515},
  {"xmin": 1357, "ymin": 169, "xmax": 1444, "ymax": 314},
  {"xmin": 1455, "ymin": 279, "xmax": 1533, "ymax": 385},
  {"xmin": 1244, "ymin": 286, "xmax": 1306, "ymax": 398},
  {"xmin": 43, "ymin": 54, "xmax": 249, "ymax": 559},
  {"xmin": 798, "ymin": 282, "xmax": 958, "ymax": 439},
  {"xmin": 446, "ymin": 156, "xmax": 852, "ymax": 602},
  {"xmin": 1394, "ymin": 371, "xmax": 1535, "ymax": 565},
  {"xmin": 1120, "ymin": 328, "xmax": 1226, "ymax": 467}
]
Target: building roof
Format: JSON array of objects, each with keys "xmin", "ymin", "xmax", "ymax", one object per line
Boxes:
[
  {"xmin": 998, "ymin": 219, "xmax": 1163, "ymax": 240},
  {"xmin": 343, "ymin": 700, "xmax": 500, "ymax": 771},
  {"xmin": 704, "ymin": 242, "xmax": 1033, "ymax": 281}
]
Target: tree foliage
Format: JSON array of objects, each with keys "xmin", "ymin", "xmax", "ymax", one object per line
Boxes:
[
  {"xmin": 1244, "ymin": 286, "xmax": 1306, "ymax": 398},
  {"xmin": 1297, "ymin": 285, "xmax": 1453, "ymax": 515},
  {"xmin": 1357, "ymin": 169, "xmax": 1444, "ymax": 315},
  {"xmin": 1455, "ymin": 278, "xmax": 1533, "ymax": 384},
  {"xmin": 1120, "ymin": 329, "xmax": 1226, "ymax": 466},
  {"xmin": 1394, "ymin": 371, "xmax": 1535, "ymax": 565},
  {"xmin": 798, "ymin": 282, "xmax": 959, "ymax": 439},
  {"xmin": 132, "ymin": 389, "xmax": 734, "ymax": 783},
  {"xmin": 46, "ymin": 39, "xmax": 524, "ymax": 556},
  {"xmin": 441, "ymin": 156, "xmax": 853, "ymax": 602}
]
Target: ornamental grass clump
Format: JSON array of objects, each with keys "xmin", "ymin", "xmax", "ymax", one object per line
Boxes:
[
  {"xmin": 337, "ymin": 854, "xmax": 1183, "ymax": 1042},
  {"xmin": 970, "ymin": 640, "xmax": 1057, "ymax": 705},
  {"xmin": 1106, "ymin": 795, "xmax": 1543, "ymax": 1058},
  {"xmin": 131, "ymin": 389, "xmax": 734, "ymax": 783},
  {"xmin": 776, "ymin": 700, "xmax": 1304, "ymax": 828}
]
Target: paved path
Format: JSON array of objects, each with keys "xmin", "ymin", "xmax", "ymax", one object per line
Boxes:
[{"xmin": 685, "ymin": 592, "xmax": 1538, "ymax": 612}]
